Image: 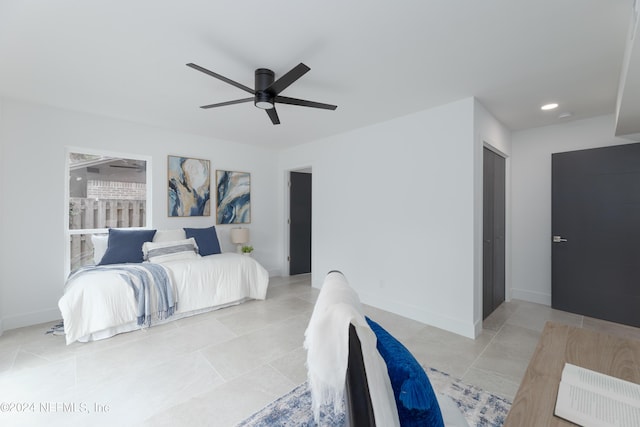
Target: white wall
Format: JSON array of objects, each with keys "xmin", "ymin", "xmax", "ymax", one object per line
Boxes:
[
  {"xmin": 511, "ymin": 114, "xmax": 633, "ymax": 305},
  {"xmin": 280, "ymin": 98, "xmax": 485, "ymax": 337},
  {"xmin": 0, "ymin": 99, "xmax": 4, "ymax": 335},
  {"xmin": 0, "ymin": 98, "xmax": 280, "ymax": 331}
]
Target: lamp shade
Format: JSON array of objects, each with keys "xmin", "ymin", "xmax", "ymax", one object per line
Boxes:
[{"xmin": 230, "ymin": 227, "xmax": 250, "ymax": 244}]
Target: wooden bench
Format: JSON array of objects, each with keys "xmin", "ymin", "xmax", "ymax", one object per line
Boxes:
[{"xmin": 504, "ymin": 321, "xmax": 640, "ymax": 426}]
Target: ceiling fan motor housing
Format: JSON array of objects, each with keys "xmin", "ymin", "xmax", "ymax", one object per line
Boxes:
[{"xmin": 255, "ymin": 68, "xmax": 275, "ymax": 109}]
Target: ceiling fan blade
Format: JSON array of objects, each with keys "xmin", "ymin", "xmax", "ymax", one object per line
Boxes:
[
  {"xmin": 275, "ymin": 95, "xmax": 337, "ymax": 110},
  {"xmin": 266, "ymin": 107, "xmax": 280, "ymax": 125},
  {"xmin": 200, "ymin": 98, "xmax": 254, "ymax": 109},
  {"xmin": 267, "ymin": 63, "xmax": 310, "ymax": 95},
  {"xmin": 186, "ymin": 63, "xmax": 254, "ymax": 95}
]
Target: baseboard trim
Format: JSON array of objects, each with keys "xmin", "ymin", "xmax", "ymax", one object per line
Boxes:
[
  {"xmin": 511, "ymin": 288, "xmax": 551, "ymax": 306},
  {"xmin": 2, "ymin": 308, "xmax": 61, "ymax": 331},
  {"xmin": 473, "ymin": 319, "xmax": 483, "ymax": 338},
  {"xmin": 267, "ymin": 268, "xmax": 283, "ymax": 277},
  {"xmin": 358, "ymin": 290, "xmax": 476, "ymax": 339}
]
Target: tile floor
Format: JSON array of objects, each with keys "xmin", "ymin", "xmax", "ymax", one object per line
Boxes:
[{"xmin": 1, "ymin": 274, "xmax": 639, "ymax": 426}]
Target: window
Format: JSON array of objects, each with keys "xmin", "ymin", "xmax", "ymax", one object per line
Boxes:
[{"xmin": 65, "ymin": 149, "xmax": 152, "ymax": 274}]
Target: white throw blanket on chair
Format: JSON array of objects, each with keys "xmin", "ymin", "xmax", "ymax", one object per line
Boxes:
[{"xmin": 304, "ymin": 271, "xmax": 400, "ymax": 426}]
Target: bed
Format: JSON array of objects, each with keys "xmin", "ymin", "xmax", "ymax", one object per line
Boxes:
[{"xmin": 58, "ymin": 226, "xmax": 268, "ymax": 344}]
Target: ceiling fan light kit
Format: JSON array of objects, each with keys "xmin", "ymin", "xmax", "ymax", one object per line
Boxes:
[
  {"xmin": 254, "ymin": 68, "xmax": 275, "ymax": 110},
  {"xmin": 254, "ymin": 70, "xmax": 275, "ymax": 110},
  {"xmin": 187, "ymin": 62, "xmax": 337, "ymax": 125}
]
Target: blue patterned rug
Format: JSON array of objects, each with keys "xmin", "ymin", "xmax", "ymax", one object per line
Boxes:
[{"xmin": 237, "ymin": 366, "xmax": 511, "ymax": 427}]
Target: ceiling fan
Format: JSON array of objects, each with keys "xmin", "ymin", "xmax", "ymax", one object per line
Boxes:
[{"xmin": 186, "ymin": 62, "xmax": 337, "ymax": 125}]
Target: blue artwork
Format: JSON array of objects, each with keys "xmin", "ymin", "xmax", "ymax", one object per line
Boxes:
[
  {"xmin": 168, "ymin": 156, "xmax": 210, "ymax": 217},
  {"xmin": 216, "ymin": 170, "xmax": 251, "ymax": 224}
]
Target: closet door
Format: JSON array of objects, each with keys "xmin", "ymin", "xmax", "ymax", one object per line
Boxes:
[{"xmin": 483, "ymin": 148, "xmax": 506, "ymax": 319}]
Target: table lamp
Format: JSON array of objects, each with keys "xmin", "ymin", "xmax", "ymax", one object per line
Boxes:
[{"xmin": 230, "ymin": 227, "xmax": 250, "ymax": 253}]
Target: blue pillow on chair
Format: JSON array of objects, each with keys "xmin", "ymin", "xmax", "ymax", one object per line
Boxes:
[
  {"xmin": 366, "ymin": 317, "xmax": 445, "ymax": 427},
  {"xmin": 98, "ymin": 228, "xmax": 157, "ymax": 265},
  {"xmin": 184, "ymin": 226, "xmax": 221, "ymax": 256}
]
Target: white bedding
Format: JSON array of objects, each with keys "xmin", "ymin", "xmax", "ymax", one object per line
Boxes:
[{"xmin": 58, "ymin": 252, "xmax": 268, "ymax": 344}]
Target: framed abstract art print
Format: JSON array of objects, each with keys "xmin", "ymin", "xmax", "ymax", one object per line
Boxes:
[
  {"xmin": 168, "ymin": 155, "xmax": 211, "ymax": 217},
  {"xmin": 216, "ymin": 170, "xmax": 251, "ymax": 224}
]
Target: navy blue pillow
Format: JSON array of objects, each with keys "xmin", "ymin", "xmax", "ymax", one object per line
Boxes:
[
  {"xmin": 98, "ymin": 228, "xmax": 157, "ymax": 265},
  {"xmin": 184, "ymin": 226, "xmax": 221, "ymax": 256},
  {"xmin": 366, "ymin": 317, "xmax": 444, "ymax": 427}
]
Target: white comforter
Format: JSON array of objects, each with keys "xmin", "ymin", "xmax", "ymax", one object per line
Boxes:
[{"xmin": 58, "ymin": 253, "xmax": 268, "ymax": 344}]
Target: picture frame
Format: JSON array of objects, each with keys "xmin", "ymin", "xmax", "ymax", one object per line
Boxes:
[
  {"xmin": 216, "ymin": 170, "xmax": 251, "ymax": 224},
  {"xmin": 168, "ymin": 155, "xmax": 211, "ymax": 217}
]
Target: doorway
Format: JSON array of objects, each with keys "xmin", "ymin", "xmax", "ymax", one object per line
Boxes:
[
  {"xmin": 289, "ymin": 171, "xmax": 312, "ymax": 275},
  {"xmin": 552, "ymin": 143, "xmax": 640, "ymax": 327},
  {"xmin": 483, "ymin": 147, "xmax": 506, "ymax": 319}
]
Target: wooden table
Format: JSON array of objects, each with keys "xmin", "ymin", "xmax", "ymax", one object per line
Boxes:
[{"xmin": 504, "ymin": 321, "xmax": 640, "ymax": 426}]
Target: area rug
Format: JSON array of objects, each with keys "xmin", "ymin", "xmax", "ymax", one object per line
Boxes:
[
  {"xmin": 424, "ymin": 367, "xmax": 512, "ymax": 426},
  {"xmin": 237, "ymin": 366, "xmax": 511, "ymax": 427}
]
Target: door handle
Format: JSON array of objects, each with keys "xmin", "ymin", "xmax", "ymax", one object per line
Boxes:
[{"xmin": 553, "ymin": 235, "xmax": 568, "ymax": 243}]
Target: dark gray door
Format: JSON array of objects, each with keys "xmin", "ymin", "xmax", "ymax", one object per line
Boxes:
[
  {"xmin": 289, "ymin": 172, "xmax": 312, "ymax": 275},
  {"xmin": 483, "ymin": 148, "xmax": 506, "ymax": 319},
  {"xmin": 552, "ymin": 143, "xmax": 640, "ymax": 327}
]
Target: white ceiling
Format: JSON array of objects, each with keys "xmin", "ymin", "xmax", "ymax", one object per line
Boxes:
[{"xmin": 0, "ymin": 0, "xmax": 634, "ymax": 149}]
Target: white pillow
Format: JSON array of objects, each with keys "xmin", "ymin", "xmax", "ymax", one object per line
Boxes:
[
  {"xmin": 91, "ymin": 234, "xmax": 109, "ymax": 264},
  {"xmin": 153, "ymin": 229, "xmax": 187, "ymax": 242},
  {"xmin": 142, "ymin": 238, "xmax": 200, "ymax": 263}
]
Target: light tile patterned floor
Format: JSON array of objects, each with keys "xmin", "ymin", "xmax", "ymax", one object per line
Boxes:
[{"xmin": 1, "ymin": 274, "xmax": 639, "ymax": 426}]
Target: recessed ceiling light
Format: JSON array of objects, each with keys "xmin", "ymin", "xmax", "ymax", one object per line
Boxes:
[
  {"xmin": 558, "ymin": 112, "xmax": 573, "ymax": 119},
  {"xmin": 541, "ymin": 103, "xmax": 559, "ymax": 111}
]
